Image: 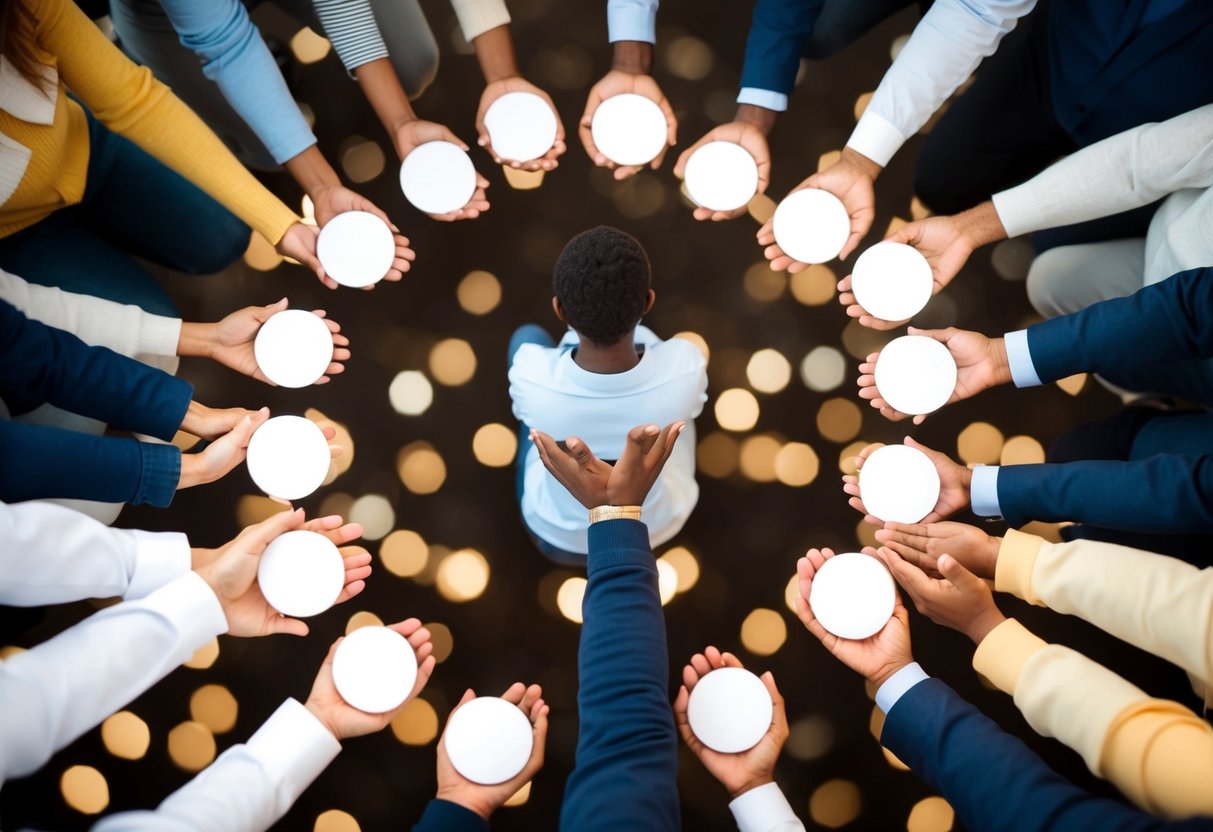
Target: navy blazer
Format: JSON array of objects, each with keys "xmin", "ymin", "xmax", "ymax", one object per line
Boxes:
[{"xmin": 882, "ymin": 677, "xmax": 1213, "ymax": 831}]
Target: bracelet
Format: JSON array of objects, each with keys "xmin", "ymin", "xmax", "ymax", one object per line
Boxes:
[{"xmin": 588, "ymin": 505, "xmax": 642, "ymax": 525}]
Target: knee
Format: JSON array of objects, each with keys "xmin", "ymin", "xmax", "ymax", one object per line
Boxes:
[
  {"xmin": 1024, "ymin": 249, "xmax": 1071, "ymax": 318},
  {"xmin": 802, "ymin": 28, "xmax": 850, "ymax": 61},
  {"xmin": 184, "ymin": 214, "xmax": 250, "ymax": 275},
  {"xmin": 398, "ymin": 39, "xmax": 440, "ymax": 101}
]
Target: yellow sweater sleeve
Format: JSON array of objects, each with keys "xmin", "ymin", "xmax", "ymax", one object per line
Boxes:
[
  {"xmin": 33, "ymin": 0, "xmax": 299, "ymax": 244},
  {"xmin": 974, "ymin": 618, "xmax": 1213, "ymax": 818}
]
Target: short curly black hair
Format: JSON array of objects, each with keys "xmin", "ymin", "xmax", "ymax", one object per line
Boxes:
[{"xmin": 553, "ymin": 226, "xmax": 652, "ymax": 346}]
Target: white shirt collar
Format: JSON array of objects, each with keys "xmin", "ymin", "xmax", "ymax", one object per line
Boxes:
[{"xmin": 0, "ymin": 56, "xmax": 58, "ymax": 126}]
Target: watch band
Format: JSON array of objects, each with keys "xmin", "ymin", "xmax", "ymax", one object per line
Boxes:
[{"xmin": 588, "ymin": 505, "xmax": 643, "ymax": 524}]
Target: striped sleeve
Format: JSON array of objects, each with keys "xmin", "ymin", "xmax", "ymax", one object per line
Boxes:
[{"xmin": 311, "ymin": 0, "xmax": 389, "ymax": 72}]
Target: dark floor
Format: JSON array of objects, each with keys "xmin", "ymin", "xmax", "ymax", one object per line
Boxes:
[{"xmin": 2, "ymin": 2, "xmax": 1198, "ymax": 830}]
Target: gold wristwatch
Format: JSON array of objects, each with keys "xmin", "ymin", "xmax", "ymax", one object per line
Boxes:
[{"xmin": 588, "ymin": 505, "xmax": 643, "ymax": 524}]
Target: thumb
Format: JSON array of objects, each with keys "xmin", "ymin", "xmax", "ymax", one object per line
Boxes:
[
  {"xmin": 240, "ymin": 506, "xmax": 305, "ymax": 550},
  {"xmin": 938, "ymin": 554, "xmax": 983, "ymax": 592}
]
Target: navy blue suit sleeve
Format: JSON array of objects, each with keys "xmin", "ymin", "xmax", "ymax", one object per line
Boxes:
[
  {"xmin": 0, "ymin": 299, "xmax": 192, "ymax": 440},
  {"xmin": 1027, "ymin": 268, "xmax": 1213, "ymax": 384},
  {"xmin": 881, "ymin": 678, "xmax": 1213, "ymax": 832},
  {"xmin": 998, "ymin": 455, "xmax": 1213, "ymax": 533},
  {"xmin": 559, "ymin": 519, "xmax": 679, "ymax": 832},
  {"xmin": 0, "ymin": 421, "xmax": 180, "ymax": 507},
  {"xmin": 738, "ymin": 0, "xmax": 827, "ymax": 96},
  {"xmin": 411, "ymin": 799, "xmax": 490, "ymax": 832}
]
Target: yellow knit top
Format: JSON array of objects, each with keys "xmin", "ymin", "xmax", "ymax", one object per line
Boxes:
[{"xmin": 0, "ymin": 0, "xmax": 299, "ymax": 243}]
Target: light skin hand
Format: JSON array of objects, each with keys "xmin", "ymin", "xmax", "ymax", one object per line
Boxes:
[
  {"xmin": 580, "ymin": 41, "xmax": 677, "ymax": 180},
  {"xmin": 875, "ymin": 521, "xmax": 1001, "ymax": 581},
  {"xmin": 672, "ymin": 113, "xmax": 772, "ymax": 221},
  {"xmin": 794, "ymin": 548, "xmax": 913, "ymax": 689},
  {"xmin": 673, "ymin": 647, "xmax": 788, "ymax": 799},
  {"xmin": 397, "ymin": 121, "xmax": 492, "ymax": 221},
  {"xmin": 179, "ymin": 401, "xmax": 263, "ymax": 441},
  {"xmin": 305, "ymin": 618, "xmax": 436, "ymax": 739},
  {"xmin": 177, "ymin": 408, "xmax": 270, "ymax": 490},
  {"xmin": 877, "ymin": 546, "xmax": 1006, "ymax": 645},
  {"xmin": 844, "ymin": 437, "xmax": 973, "ymax": 526},
  {"xmin": 856, "ymin": 327, "xmax": 1013, "ymax": 424},
  {"xmin": 276, "ymin": 223, "xmax": 334, "ymax": 289},
  {"xmin": 435, "ymin": 683, "xmax": 549, "ymax": 820}
]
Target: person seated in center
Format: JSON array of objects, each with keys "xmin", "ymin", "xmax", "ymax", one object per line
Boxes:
[{"xmin": 507, "ymin": 226, "xmax": 707, "ymax": 565}]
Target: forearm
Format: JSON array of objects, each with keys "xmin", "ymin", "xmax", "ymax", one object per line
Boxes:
[
  {"xmin": 470, "ymin": 24, "xmax": 518, "ymax": 83},
  {"xmin": 354, "ymin": 58, "xmax": 418, "ymax": 153},
  {"xmin": 312, "ymin": 0, "xmax": 389, "ymax": 74},
  {"xmin": 735, "ymin": 104, "xmax": 778, "ymax": 136},
  {"xmin": 736, "ymin": 0, "xmax": 827, "ymax": 108},
  {"xmin": 177, "ymin": 321, "xmax": 216, "ymax": 359},
  {"xmin": 283, "ymin": 145, "xmax": 343, "ymax": 201},
  {"xmin": 611, "ymin": 40, "xmax": 653, "ymax": 74}
]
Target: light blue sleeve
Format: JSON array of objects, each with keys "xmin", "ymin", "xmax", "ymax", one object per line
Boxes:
[
  {"xmin": 1003, "ymin": 328, "xmax": 1043, "ymax": 387},
  {"xmin": 736, "ymin": 88, "xmax": 789, "ymax": 112},
  {"xmin": 875, "ymin": 662, "xmax": 930, "ymax": 714},
  {"xmin": 159, "ymin": 0, "xmax": 317, "ymax": 164},
  {"xmin": 969, "ymin": 465, "xmax": 1003, "ymax": 517},
  {"xmin": 607, "ymin": 0, "xmax": 658, "ymax": 43}
]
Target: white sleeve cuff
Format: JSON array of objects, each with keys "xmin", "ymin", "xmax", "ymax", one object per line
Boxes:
[
  {"xmin": 969, "ymin": 465, "xmax": 1002, "ymax": 518},
  {"xmin": 125, "ymin": 531, "xmax": 191, "ymax": 600},
  {"xmin": 1003, "ymin": 329, "xmax": 1043, "ymax": 387},
  {"xmin": 991, "ymin": 186, "xmax": 1043, "ymax": 239},
  {"xmin": 845, "ymin": 111, "xmax": 904, "ymax": 169},
  {"xmin": 736, "ymin": 88, "xmax": 788, "ymax": 113},
  {"xmin": 875, "ymin": 662, "xmax": 929, "ymax": 715},
  {"xmin": 136, "ymin": 313, "xmax": 183, "ymax": 359},
  {"xmin": 450, "ymin": 0, "xmax": 511, "ymax": 42},
  {"xmin": 243, "ymin": 698, "xmax": 342, "ymax": 804},
  {"xmin": 728, "ymin": 781, "xmax": 803, "ymax": 832},
  {"xmin": 607, "ymin": 0, "xmax": 657, "ymax": 43},
  {"xmin": 147, "ymin": 572, "xmax": 229, "ymax": 650}
]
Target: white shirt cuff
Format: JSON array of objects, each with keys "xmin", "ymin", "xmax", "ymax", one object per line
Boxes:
[
  {"xmin": 244, "ymin": 698, "xmax": 342, "ymax": 805},
  {"xmin": 875, "ymin": 662, "xmax": 929, "ymax": 715},
  {"xmin": 607, "ymin": 2, "xmax": 656, "ymax": 43},
  {"xmin": 137, "ymin": 313, "xmax": 183, "ymax": 359},
  {"xmin": 728, "ymin": 781, "xmax": 801, "ymax": 832},
  {"xmin": 736, "ymin": 88, "xmax": 788, "ymax": 113},
  {"xmin": 969, "ymin": 465, "xmax": 1002, "ymax": 518},
  {"xmin": 1003, "ymin": 329, "xmax": 1043, "ymax": 387},
  {"xmin": 126, "ymin": 531, "xmax": 191, "ymax": 600},
  {"xmin": 149, "ymin": 572, "xmax": 229, "ymax": 650},
  {"xmin": 845, "ymin": 111, "xmax": 904, "ymax": 169}
]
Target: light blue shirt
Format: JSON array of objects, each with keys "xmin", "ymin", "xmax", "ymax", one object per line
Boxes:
[
  {"xmin": 607, "ymin": 0, "xmax": 658, "ymax": 43},
  {"xmin": 875, "ymin": 662, "xmax": 930, "ymax": 714}
]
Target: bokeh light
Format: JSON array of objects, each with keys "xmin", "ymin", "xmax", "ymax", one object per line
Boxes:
[
  {"xmin": 663, "ymin": 35, "xmax": 714, "ymax": 80},
  {"xmin": 425, "ymin": 622, "xmax": 454, "ymax": 663},
  {"xmin": 746, "ymin": 349, "xmax": 793, "ymax": 393},
  {"xmin": 809, "ymin": 778, "xmax": 862, "ymax": 828},
  {"xmin": 391, "ymin": 698, "xmax": 439, "ymax": 746},
  {"xmin": 839, "ymin": 440, "xmax": 869, "ymax": 475},
  {"xmin": 801, "ymin": 346, "xmax": 847, "ymax": 392},
  {"xmin": 557, "ymin": 577, "xmax": 587, "ymax": 623},
  {"xmin": 189, "ymin": 684, "xmax": 238, "ymax": 734},
  {"xmin": 436, "ymin": 549, "xmax": 490, "ymax": 602},
  {"xmin": 428, "ymin": 339, "xmax": 477, "ymax": 386},
  {"xmin": 908, "ymin": 796, "xmax": 956, "ymax": 832},
  {"xmin": 657, "ymin": 558, "xmax": 678, "ymax": 605},
  {"xmin": 743, "ymin": 262, "xmax": 786, "ymax": 302},
  {"xmin": 790, "ymin": 264, "xmax": 837, "ymax": 306},
  {"xmin": 457, "ymin": 270, "xmax": 502, "ymax": 315},
  {"xmin": 786, "ymin": 715, "xmax": 834, "ymax": 761},
  {"xmin": 60, "ymin": 766, "xmax": 108, "ymax": 814},
  {"xmin": 697, "ymin": 432, "xmax": 740, "ymax": 478},
  {"xmin": 1001, "ymin": 435, "xmax": 1045, "ymax": 465},
  {"xmin": 672, "ymin": 331, "xmax": 710, "ymax": 362},
  {"xmin": 340, "ymin": 138, "xmax": 386, "ymax": 184},
  {"xmin": 817, "ymin": 398, "xmax": 863, "ymax": 443},
  {"xmin": 472, "ymin": 423, "xmax": 518, "ymax": 467},
  {"xmin": 658, "ymin": 546, "xmax": 700, "ymax": 593},
  {"xmin": 380, "ymin": 529, "xmax": 429, "ymax": 578},
  {"xmin": 389, "ymin": 371, "xmax": 434, "ymax": 416},
  {"xmin": 739, "ymin": 435, "xmax": 782, "ymax": 483},
  {"xmin": 290, "ymin": 27, "xmax": 331, "ymax": 64},
  {"xmin": 715, "ymin": 388, "xmax": 760, "ymax": 432},
  {"xmin": 243, "ymin": 231, "xmax": 283, "ymax": 272},
  {"xmin": 504, "ymin": 781, "xmax": 533, "ymax": 807},
  {"xmin": 740, "ymin": 608, "xmax": 787, "ymax": 655},
  {"xmin": 349, "ymin": 494, "xmax": 395, "ymax": 541},
  {"xmin": 957, "ymin": 422, "xmax": 1004, "ymax": 465},
  {"xmin": 345, "ymin": 611, "xmax": 384, "ymax": 634},
  {"xmin": 184, "ymin": 638, "xmax": 219, "ymax": 670},
  {"xmin": 775, "ymin": 442, "xmax": 820, "ymax": 487},
  {"xmin": 397, "ymin": 442, "xmax": 447, "ymax": 494},
  {"xmin": 101, "ymin": 711, "xmax": 150, "ymax": 760},
  {"xmin": 315, "ymin": 809, "xmax": 362, "ymax": 832},
  {"xmin": 167, "ymin": 721, "xmax": 216, "ymax": 772}
]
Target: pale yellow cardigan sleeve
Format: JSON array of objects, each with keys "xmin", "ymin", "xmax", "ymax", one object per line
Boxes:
[{"xmin": 450, "ymin": 0, "xmax": 511, "ymax": 41}]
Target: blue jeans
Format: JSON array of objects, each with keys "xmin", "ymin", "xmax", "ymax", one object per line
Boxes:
[
  {"xmin": 508, "ymin": 324, "xmax": 586, "ymax": 566},
  {"xmin": 0, "ymin": 108, "xmax": 250, "ymax": 316}
]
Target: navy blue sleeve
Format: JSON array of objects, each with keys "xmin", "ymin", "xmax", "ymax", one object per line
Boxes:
[
  {"xmin": 998, "ymin": 455, "xmax": 1213, "ymax": 533},
  {"xmin": 0, "ymin": 299, "xmax": 192, "ymax": 441},
  {"xmin": 0, "ymin": 421, "xmax": 180, "ymax": 507},
  {"xmin": 411, "ymin": 799, "xmax": 490, "ymax": 832},
  {"xmin": 881, "ymin": 678, "xmax": 1213, "ymax": 832},
  {"xmin": 1026, "ymin": 268, "xmax": 1213, "ymax": 384},
  {"xmin": 559, "ymin": 519, "xmax": 679, "ymax": 832},
  {"xmin": 738, "ymin": 0, "xmax": 828, "ymax": 96}
]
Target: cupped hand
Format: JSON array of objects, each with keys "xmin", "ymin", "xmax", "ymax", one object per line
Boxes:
[
  {"xmin": 844, "ymin": 437, "xmax": 972, "ymax": 526},
  {"xmin": 875, "ymin": 521, "xmax": 1000, "ymax": 581},
  {"xmin": 476, "ymin": 77, "xmax": 566, "ymax": 171},
  {"xmin": 178, "ymin": 408, "xmax": 269, "ymax": 490},
  {"xmin": 877, "ymin": 545, "xmax": 1005, "ymax": 645},
  {"xmin": 530, "ymin": 421, "xmax": 685, "ymax": 508},
  {"xmin": 396, "ymin": 120, "xmax": 492, "ymax": 221},
  {"xmin": 179, "ymin": 401, "xmax": 263, "ymax": 441},
  {"xmin": 277, "ymin": 223, "xmax": 332, "ymax": 289},
  {"xmin": 579, "ymin": 70, "xmax": 677, "ymax": 179},
  {"xmin": 207, "ymin": 299, "xmax": 351, "ymax": 384},
  {"xmin": 672, "ymin": 122, "xmax": 770, "ymax": 221}
]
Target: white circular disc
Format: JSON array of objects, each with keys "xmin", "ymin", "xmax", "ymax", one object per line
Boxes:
[
  {"xmin": 245, "ymin": 415, "xmax": 331, "ymax": 500},
  {"xmin": 808, "ymin": 552, "xmax": 896, "ymax": 640},
  {"xmin": 256, "ymin": 529, "xmax": 344, "ymax": 617},
  {"xmin": 444, "ymin": 696, "xmax": 535, "ymax": 785},
  {"xmin": 873, "ymin": 335, "xmax": 959, "ymax": 416},
  {"xmin": 686, "ymin": 667, "xmax": 774, "ymax": 754},
  {"xmin": 771, "ymin": 188, "xmax": 850, "ymax": 265},
  {"xmin": 590, "ymin": 93, "xmax": 668, "ymax": 166},
  {"xmin": 859, "ymin": 444, "xmax": 941, "ymax": 524},
  {"xmin": 332, "ymin": 626, "xmax": 418, "ymax": 714},
  {"xmin": 683, "ymin": 141, "xmax": 760, "ymax": 212},
  {"xmin": 399, "ymin": 141, "xmax": 478, "ymax": 215},
  {"xmin": 316, "ymin": 211, "xmax": 395, "ymax": 288},
  {"xmin": 851, "ymin": 241, "xmax": 934, "ymax": 322},
  {"xmin": 483, "ymin": 91, "xmax": 558, "ymax": 163},
  {"xmin": 253, "ymin": 309, "xmax": 334, "ymax": 388}
]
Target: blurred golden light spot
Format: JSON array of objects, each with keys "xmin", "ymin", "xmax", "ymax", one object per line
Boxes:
[
  {"xmin": 957, "ymin": 422, "xmax": 1004, "ymax": 465},
  {"xmin": 817, "ymin": 398, "xmax": 863, "ymax": 443},
  {"xmin": 664, "ymin": 35, "xmax": 714, "ymax": 80},
  {"xmin": 301, "ymin": 195, "xmax": 316, "ymax": 224},
  {"xmin": 1001, "ymin": 435, "xmax": 1045, "ymax": 465},
  {"xmin": 775, "ymin": 442, "xmax": 820, "ymax": 487},
  {"xmin": 390, "ymin": 698, "xmax": 439, "ymax": 746},
  {"xmin": 236, "ymin": 495, "xmax": 286, "ymax": 528},
  {"xmin": 61, "ymin": 765, "xmax": 108, "ymax": 814},
  {"xmin": 184, "ymin": 638, "xmax": 219, "ymax": 670},
  {"xmin": 659, "ymin": 546, "xmax": 700, "ymax": 593},
  {"xmin": 503, "ymin": 780, "xmax": 532, "ymax": 807},
  {"xmin": 290, "ymin": 27, "xmax": 331, "ymax": 64},
  {"xmin": 883, "ymin": 745, "xmax": 911, "ymax": 771},
  {"xmin": 1019, "ymin": 521, "xmax": 1067, "ymax": 543},
  {"xmin": 557, "ymin": 577, "xmax": 587, "ymax": 623},
  {"xmin": 787, "ymin": 715, "xmax": 834, "ymax": 761},
  {"xmin": 345, "ymin": 611, "xmax": 384, "ymax": 634},
  {"xmin": 170, "ymin": 429, "xmax": 198, "ymax": 451},
  {"xmin": 746, "ymin": 349, "xmax": 793, "ymax": 393},
  {"xmin": 308, "ymin": 409, "xmax": 355, "ymax": 484},
  {"xmin": 457, "ymin": 270, "xmax": 502, "ymax": 315},
  {"xmin": 809, "ymin": 778, "xmax": 862, "ymax": 828},
  {"xmin": 910, "ymin": 196, "xmax": 932, "ymax": 221},
  {"xmin": 315, "ymin": 808, "xmax": 362, "ymax": 832},
  {"xmin": 473, "ymin": 423, "xmax": 517, "ymax": 467},
  {"xmin": 908, "ymin": 796, "xmax": 955, "ymax": 832},
  {"xmin": 886, "ymin": 216, "xmax": 908, "ymax": 236},
  {"xmin": 991, "ymin": 238, "xmax": 1035, "ymax": 282},
  {"xmin": 340, "ymin": 139, "xmax": 386, "ymax": 184},
  {"xmin": 380, "ymin": 529, "xmax": 429, "ymax": 577},
  {"xmin": 743, "ymin": 262, "xmax": 786, "ymax": 302},
  {"xmin": 890, "ymin": 33, "xmax": 911, "ymax": 61},
  {"xmin": 784, "ymin": 574, "xmax": 800, "ymax": 613},
  {"xmin": 1056, "ymin": 373, "xmax": 1087, "ymax": 396},
  {"xmin": 298, "ymin": 101, "xmax": 316, "ymax": 129},
  {"xmin": 748, "ymin": 193, "xmax": 777, "ymax": 224},
  {"xmin": 190, "ymin": 685, "xmax": 238, "ymax": 734},
  {"xmin": 319, "ymin": 492, "xmax": 355, "ymax": 519},
  {"xmin": 612, "ymin": 174, "xmax": 666, "ymax": 219},
  {"xmin": 839, "ymin": 440, "xmax": 869, "ymax": 475},
  {"xmin": 425, "ymin": 622, "xmax": 454, "ymax": 663},
  {"xmin": 388, "ymin": 371, "xmax": 434, "ymax": 416},
  {"xmin": 715, "ymin": 388, "xmax": 760, "ymax": 432},
  {"xmin": 243, "ymin": 231, "xmax": 284, "ymax": 271},
  {"xmin": 657, "ymin": 558, "xmax": 678, "ymax": 605},
  {"xmin": 740, "ymin": 608, "xmax": 787, "ymax": 656},
  {"xmin": 396, "ymin": 442, "xmax": 447, "ymax": 494},
  {"xmin": 739, "ymin": 434, "xmax": 782, "ymax": 482},
  {"xmin": 869, "ymin": 704, "xmax": 885, "ymax": 740},
  {"xmin": 101, "ymin": 711, "xmax": 150, "ymax": 760},
  {"xmin": 841, "ymin": 318, "xmax": 893, "ymax": 360},
  {"xmin": 436, "ymin": 549, "xmax": 490, "ymax": 602},
  {"xmin": 697, "ymin": 431, "xmax": 739, "ymax": 478},
  {"xmin": 503, "ymin": 165, "xmax": 545, "ymax": 190},
  {"xmin": 428, "ymin": 339, "xmax": 477, "ymax": 387},
  {"xmin": 790, "ymin": 264, "xmax": 836, "ymax": 305},
  {"xmin": 167, "ymin": 721, "xmax": 216, "ymax": 772},
  {"xmin": 349, "ymin": 494, "xmax": 394, "ymax": 541},
  {"xmin": 817, "ymin": 150, "xmax": 842, "ymax": 173},
  {"xmin": 856, "ymin": 518, "xmax": 879, "ymax": 548},
  {"xmin": 853, "ymin": 92, "xmax": 873, "ymax": 121},
  {"xmin": 672, "ymin": 331, "xmax": 710, "ymax": 362},
  {"xmin": 801, "ymin": 345, "xmax": 847, "ymax": 391}
]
